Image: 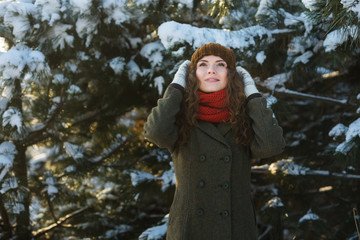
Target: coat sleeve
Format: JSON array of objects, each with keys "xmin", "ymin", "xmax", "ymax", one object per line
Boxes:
[
  {"xmin": 143, "ymin": 85, "xmax": 183, "ymax": 152},
  {"xmin": 247, "ymin": 95, "xmax": 285, "ymax": 159}
]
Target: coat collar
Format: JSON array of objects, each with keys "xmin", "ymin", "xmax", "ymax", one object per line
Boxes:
[{"xmin": 196, "ymin": 121, "xmax": 232, "ymax": 146}]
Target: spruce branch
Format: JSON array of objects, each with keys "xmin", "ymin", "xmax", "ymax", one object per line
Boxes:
[
  {"xmin": 0, "ymin": 195, "xmax": 12, "ymax": 239},
  {"xmin": 251, "ymin": 167, "xmax": 360, "ymax": 180},
  {"xmin": 256, "ymin": 81, "xmax": 356, "ymax": 107},
  {"xmin": 32, "ymin": 206, "xmax": 90, "ymax": 239},
  {"xmin": 24, "ymin": 88, "xmax": 65, "ymax": 147},
  {"xmin": 0, "ymin": 24, "xmax": 14, "ymax": 46}
]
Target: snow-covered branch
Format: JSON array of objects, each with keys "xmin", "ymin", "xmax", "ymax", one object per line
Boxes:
[
  {"xmin": 158, "ymin": 21, "xmax": 293, "ymax": 50},
  {"xmin": 252, "ymin": 159, "xmax": 360, "ymax": 180},
  {"xmin": 256, "ymin": 74, "xmax": 355, "ymax": 107}
]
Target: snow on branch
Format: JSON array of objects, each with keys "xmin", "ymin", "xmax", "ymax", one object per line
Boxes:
[
  {"xmin": 158, "ymin": 21, "xmax": 292, "ymax": 50},
  {"xmin": 323, "ymin": 25, "xmax": 359, "ymax": 52},
  {"xmin": 128, "ymin": 162, "xmax": 175, "ymax": 192},
  {"xmin": 299, "ymin": 209, "xmax": 320, "ymax": 223},
  {"xmin": 252, "ymin": 158, "xmax": 360, "ymax": 180},
  {"xmin": 139, "ymin": 214, "xmax": 168, "ymax": 240},
  {"xmin": 329, "ymin": 118, "xmax": 360, "ymax": 155},
  {"xmin": 256, "ymin": 73, "xmax": 353, "ymax": 107}
]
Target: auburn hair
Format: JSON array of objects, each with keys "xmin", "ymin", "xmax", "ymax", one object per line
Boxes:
[{"xmin": 175, "ymin": 66, "xmax": 254, "ymax": 146}]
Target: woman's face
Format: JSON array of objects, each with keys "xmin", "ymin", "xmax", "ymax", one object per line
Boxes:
[{"xmin": 196, "ymin": 55, "xmax": 228, "ymax": 93}]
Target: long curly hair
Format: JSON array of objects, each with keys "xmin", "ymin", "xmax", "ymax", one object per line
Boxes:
[{"xmin": 176, "ymin": 66, "xmax": 254, "ymax": 147}]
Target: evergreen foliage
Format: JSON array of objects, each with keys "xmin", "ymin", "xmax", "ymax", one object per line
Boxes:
[{"xmin": 0, "ymin": 0, "xmax": 359, "ymax": 239}]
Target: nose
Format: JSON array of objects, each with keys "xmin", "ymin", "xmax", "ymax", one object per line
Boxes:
[{"xmin": 207, "ymin": 64, "xmax": 216, "ymax": 74}]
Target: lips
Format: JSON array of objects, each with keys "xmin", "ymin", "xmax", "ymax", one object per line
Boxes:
[{"xmin": 205, "ymin": 78, "xmax": 219, "ymax": 82}]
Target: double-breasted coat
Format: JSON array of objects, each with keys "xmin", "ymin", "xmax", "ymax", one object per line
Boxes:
[{"xmin": 144, "ymin": 85, "xmax": 285, "ymax": 240}]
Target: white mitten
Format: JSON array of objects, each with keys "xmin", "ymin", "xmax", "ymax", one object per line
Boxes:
[
  {"xmin": 236, "ymin": 66, "xmax": 259, "ymax": 98},
  {"xmin": 171, "ymin": 60, "xmax": 190, "ymax": 88}
]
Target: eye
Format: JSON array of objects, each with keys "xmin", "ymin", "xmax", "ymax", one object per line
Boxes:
[
  {"xmin": 198, "ymin": 62, "xmax": 207, "ymax": 67},
  {"xmin": 217, "ymin": 62, "xmax": 226, "ymax": 67}
]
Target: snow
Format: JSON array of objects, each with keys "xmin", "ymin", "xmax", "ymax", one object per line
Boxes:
[
  {"xmin": 299, "ymin": 209, "xmax": 320, "ymax": 223},
  {"xmin": 293, "ymin": 50, "xmax": 313, "ymax": 65},
  {"xmin": 2, "ymin": 107, "xmax": 23, "ymax": 132},
  {"xmin": 329, "ymin": 123, "xmax": 348, "ymax": 140},
  {"xmin": 323, "ymin": 25, "xmax": 358, "ymax": 52},
  {"xmin": 256, "ymin": 51, "xmax": 266, "ymax": 64},
  {"xmin": 43, "ymin": 176, "xmax": 58, "ymax": 195},
  {"xmin": 10, "ymin": 203, "xmax": 25, "ymax": 214},
  {"xmin": 102, "ymin": 0, "xmax": 130, "ymax": 25},
  {"xmin": 160, "ymin": 162, "xmax": 175, "ymax": 192},
  {"xmin": 139, "ymin": 214, "xmax": 168, "ymax": 240},
  {"xmin": 261, "ymin": 196, "xmax": 284, "ymax": 210},
  {"xmin": 341, "ymin": 0, "xmax": 360, "ymax": 19},
  {"xmin": 345, "ymin": 118, "xmax": 360, "ymax": 142},
  {"xmin": 67, "ymin": 84, "xmax": 82, "ymax": 95},
  {"xmin": 70, "ymin": 0, "xmax": 92, "ymax": 15},
  {"xmin": 0, "ymin": 45, "xmax": 48, "ymax": 85},
  {"xmin": 34, "ymin": 0, "xmax": 61, "ymax": 26},
  {"xmin": 105, "ymin": 225, "xmax": 133, "ymax": 239},
  {"xmin": 129, "ymin": 170, "xmax": 157, "ymax": 186},
  {"xmin": 53, "ymin": 73, "xmax": 69, "ymax": 84},
  {"xmin": 176, "ymin": 0, "xmax": 193, "ymax": 8},
  {"xmin": 301, "ymin": 0, "xmax": 319, "ymax": 11},
  {"xmin": 75, "ymin": 17, "xmax": 98, "ymax": 47},
  {"xmin": 154, "ymin": 76, "xmax": 164, "ymax": 95},
  {"xmin": 126, "ymin": 59, "xmax": 142, "ymax": 82},
  {"xmin": 109, "ymin": 57, "xmax": 126, "ymax": 75},
  {"xmin": 3, "ymin": 2, "xmax": 38, "ymax": 40},
  {"xmin": 332, "ymin": 118, "xmax": 360, "ymax": 154},
  {"xmin": 268, "ymin": 159, "xmax": 310, "ymax": 176},
  {"xmin": 260, "ymin": 72, "xmax": 290, "ymax": 90},
  {"xmin": 43, "ymin": 23, "xmax": 74, "ymax": 50},
  {"xmin": 255, "ymin": 0, "xmax": 274, "ymax": 19},
  {"xmin": 128, "ymin": 162, "xmax": 174, "ymax": 192},
  {"xmin": 158, "ymin": 21, "xmax": 273, "ymax": 51},
  {"xmin": 140, "ymin": 42, "xmax": 165, "ymax": 68},
  {"xmin": 266, "ymin": 95, "xmax": 277, "ymax": 107},
  {"xmin": 64, "ymin": 142, "xmax": 84, "ymax": 161},
  {"xmin": 1, "ymin": 177, "xmax": 18, "ymax": 194}
]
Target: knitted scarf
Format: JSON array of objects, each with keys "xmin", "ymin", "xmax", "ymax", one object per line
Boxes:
[{"xmin": 197, "ymin": 89, "xmax": 230, "ymax": 123}]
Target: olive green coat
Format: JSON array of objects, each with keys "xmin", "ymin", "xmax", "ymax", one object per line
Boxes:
[{"xmin": 144, "ymin": 86, "xmax": 285, "ymax": 240}]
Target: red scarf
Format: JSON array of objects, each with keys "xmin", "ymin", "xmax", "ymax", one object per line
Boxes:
[{"xmin": 197, "ymin": 89, "xmax": 230, "ymax": 123}]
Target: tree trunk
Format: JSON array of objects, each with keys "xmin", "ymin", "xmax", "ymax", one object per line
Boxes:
[
  {"xmin": 13, "ymin": 144, "xmax": 31, "ymax": 239},
  {"xmin": 12, "ymin": 78, "xmax": 31, "ymax": 239}
]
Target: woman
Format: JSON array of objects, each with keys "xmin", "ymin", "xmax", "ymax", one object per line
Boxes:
[{"xmin": 144, "ymin": 43, "xmax": 285, "ymax": 240}]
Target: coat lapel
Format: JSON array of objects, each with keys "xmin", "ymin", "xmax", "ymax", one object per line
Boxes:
[{"xmin": 196, "ymin": 121, "xmax": 232, "ymax": 147}]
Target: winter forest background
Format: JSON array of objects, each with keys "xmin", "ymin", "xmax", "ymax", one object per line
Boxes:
[{"xmin": 0, "ymin": 0, "xmax": 360, "ymax": 239}]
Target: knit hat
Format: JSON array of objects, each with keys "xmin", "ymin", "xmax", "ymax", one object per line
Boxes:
[{"xmin": 190, "ymin": 43, "xmax": 236, "ymax": 70}]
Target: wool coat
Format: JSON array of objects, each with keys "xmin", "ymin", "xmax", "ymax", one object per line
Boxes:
[{"xmin": 144, "ymin": 85, "xmax": 285, "ymax": 240}]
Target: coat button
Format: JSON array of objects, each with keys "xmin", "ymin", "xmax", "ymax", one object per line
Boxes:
[
  {"xmin": 223, "ymin": 156, "xmax": 231, "ymax": 163},
  {"xmin": 199, "ymin": 155, "xmax": 206, "ymax": 162},
  {"xmin": 221, "ymin": 182, "xmax": 229, "ymax": 190},
  {"xmin": 197, "ymin": 180, "xmax": 205, "ymax": 188},
  {"xmin": 220, "ymin": 210, "xmax": 229, "ymax": 217},
  {"xmin": 197, "ymin": 208, "xmax": 204, "ymax": 216}
]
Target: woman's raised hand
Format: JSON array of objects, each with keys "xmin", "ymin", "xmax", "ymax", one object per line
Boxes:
[
  {"xmin": 236, "ymin": 66, "xmax": 259, "ymax": 98},
  {"xmin": 171, "ymin": 60, "xmax": 190, "ymax": 88}
]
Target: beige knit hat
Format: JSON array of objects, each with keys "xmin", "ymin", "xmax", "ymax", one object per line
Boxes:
[{"xmin": 190, "ymin": 43, "xmax": 236, "ymax": 70}]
